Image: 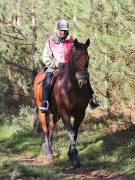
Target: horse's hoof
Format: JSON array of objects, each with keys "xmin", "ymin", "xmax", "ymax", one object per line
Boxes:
[
  {"xmin": 42, "ymin": 154, "xmax": 55, "ymax": 165},
  {"xmin": 47, "ymin": 154, "xmax": 55, "ymax": 164},
  {"xmin": 42, "ymin": 143, "xmax": 53, "ymax": 155},
  {"xmin": 71, "ymin": 159, "xmax": 81, "ymax": 169}
]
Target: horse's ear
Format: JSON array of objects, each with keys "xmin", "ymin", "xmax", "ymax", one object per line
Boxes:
[
  {"xmin": 74, "ymin": 39, "xmax": 78, "ymax": 47},
  {"xmin": 85, "ymin": 39, "xmax": 90, "ymax": 48}
]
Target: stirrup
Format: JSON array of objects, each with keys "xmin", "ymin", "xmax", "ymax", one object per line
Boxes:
[{"xmin": 38, "ymin": 100, "xmax": 49, "ymax": 112}]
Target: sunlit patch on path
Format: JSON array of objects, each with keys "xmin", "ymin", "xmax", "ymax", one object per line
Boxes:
[{"xmin": 63, "ymin": 168, "xmax": 130, "ymax": 180}]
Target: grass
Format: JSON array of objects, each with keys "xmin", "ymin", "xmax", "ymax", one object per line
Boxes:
[{"xmin": 0, "ymin": 110, "xmax": 135, "ymax": 179}]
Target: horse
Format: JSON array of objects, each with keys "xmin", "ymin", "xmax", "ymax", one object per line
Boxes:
[{"xmin": 33, "ymin": 38, "xmax": 92, "ymax": 168}]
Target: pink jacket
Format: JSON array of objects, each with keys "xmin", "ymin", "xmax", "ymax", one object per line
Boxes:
[{"xmin": 49, "ymin": 36, "xmax": 74, "ymax": 64}]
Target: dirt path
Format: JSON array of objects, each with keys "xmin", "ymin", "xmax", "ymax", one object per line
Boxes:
[
  {"xmin": 1, "ymin": 153, "xmax": 130, "ymax": 180},
  {"xmin": 63, "ymin": 168, "xmax": 130, "ymax": 180}
]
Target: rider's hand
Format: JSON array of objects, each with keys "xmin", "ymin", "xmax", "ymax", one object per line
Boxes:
[{"xmin": 53, "ymin": 69, "xmax": 60, "ymax": 77}]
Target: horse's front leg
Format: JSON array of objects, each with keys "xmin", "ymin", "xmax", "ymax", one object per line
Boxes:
[
  {"xmin": 68, "ymin": 111, "xmax": 85, "ymax": 167},
  {"xmin": 73, "ymin": 111, "xmax": 85, "ymax": 141},
  {"xmin": 60, "ymin": 111, "xmax": 80, "ymax": 168},
  {"xmin": 38, "ymin": 111, "xmax": 55, "ymax": 164}
]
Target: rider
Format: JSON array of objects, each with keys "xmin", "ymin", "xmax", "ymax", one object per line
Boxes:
[{"xmin": 38, "ymin": 19, "xmax": 100, "ymax": 112}]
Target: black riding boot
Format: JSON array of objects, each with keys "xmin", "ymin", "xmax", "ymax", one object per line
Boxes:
[
  {"xmin": 88, "ymin": 81, "xmax": 100, "ymax": 109},
  {"xmin": 89, "ymin": 98, "xmax": 100, "ymax": 109},
  {"xmin": 38, "ymin": 72, "xmax": 53, "ymax": 112}
]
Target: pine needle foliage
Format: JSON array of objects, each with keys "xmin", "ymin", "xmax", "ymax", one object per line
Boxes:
[{"xmin": 0, "ymin": 0, "xmax": 135, "ymax": 113}]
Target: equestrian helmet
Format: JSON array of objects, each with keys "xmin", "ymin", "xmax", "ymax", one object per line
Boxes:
[{"xmin": 56, "ymin": 19, "xmax": 69, "ymax": 30}]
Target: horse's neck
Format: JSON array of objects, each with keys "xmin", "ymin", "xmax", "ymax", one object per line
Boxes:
[{"xmin": 64, "ymin": 60, "xmax": 76, "ymax": 79}]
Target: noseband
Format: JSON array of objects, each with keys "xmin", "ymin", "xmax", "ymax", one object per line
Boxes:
[{"xmin": 75, "ymin": 71, "xmax": 89, "ymax": 88}]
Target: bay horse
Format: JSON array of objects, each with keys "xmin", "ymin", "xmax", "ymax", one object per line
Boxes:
[{"xmin": 33, "ymin": 38, "xmax": 91, "ymax": 168}]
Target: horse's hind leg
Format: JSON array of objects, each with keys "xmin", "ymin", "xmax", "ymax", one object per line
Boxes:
[
  {"xmin": 38, "ymin": 111, "xmax": 55, "ymax": 164},
  {"xmin": 48, "ymin": 113, "xmax": 57, "ymax": 147},
  {"xmin": 33, "ymin": 106, "xmax": 42, "ymax": 133}
]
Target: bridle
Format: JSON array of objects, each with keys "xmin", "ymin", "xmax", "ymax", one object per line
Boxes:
[
  {"xmin": 72, "ymin": 50, "xmax": 89, "ymax": 88},
  {"xmin": 75, "ymin": 71, "xmax": 89, "ymax": 88}
]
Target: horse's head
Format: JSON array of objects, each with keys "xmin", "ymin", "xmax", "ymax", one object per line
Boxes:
[{"xmin": 70, "ymin": 38, "xmax": 90, "ymax": 88}]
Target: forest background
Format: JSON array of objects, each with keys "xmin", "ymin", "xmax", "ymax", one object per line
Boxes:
[
  {"xmin": 0, "ymin": 0, "xmax": 135, "ymax": 179},
  {"xmin": 0, "ymin": 0, "xmax": 134, "ymax": 113}
]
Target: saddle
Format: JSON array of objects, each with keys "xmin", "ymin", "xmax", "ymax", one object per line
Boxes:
[
  {"xmin": 34, "ymin": 69, "xmax": 60, "ymax": 106},
  {"xmin": 36, "ymin": 69, "xmax": 60, "ymax": 85}
]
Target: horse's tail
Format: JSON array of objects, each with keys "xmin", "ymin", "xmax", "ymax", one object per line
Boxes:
[
  {"xmin": 33, "ymin": 69, "xmax": 45, "ymax": 107},
  {"xmin": 32, "ymin": 68, "xmax": 38, "ymax": 105},
  {"xmin": 33, "ymin": 106, "xmax": 42, "ymax": 134},
  {"xmin": 32, "ymin": 68, "xmax": 38, "ymax": 82},
  {"xmin": 32, "ymin": 68, "xmax": 43, "ymax": 134}
]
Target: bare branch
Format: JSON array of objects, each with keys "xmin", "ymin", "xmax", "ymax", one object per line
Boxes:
[
  {"xmin": 2, "ymin": 14, "xmax": 26, "ymax": 39},
  {"xmin": 0, "ymin": 31, "xmax": 25, "ymax": 41}
]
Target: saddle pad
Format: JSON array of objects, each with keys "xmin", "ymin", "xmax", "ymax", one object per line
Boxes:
[{"xmin": 36, "ymin": 70, "xmax": 46, "ymax": 85}]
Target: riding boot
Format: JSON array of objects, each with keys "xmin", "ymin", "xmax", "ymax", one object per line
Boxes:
[
  {"xmin": 88, "ymin": 81, "xmax": 100, "ymax": 109},
  {"xmin": 89, "ymin": 98, "xmax": 100, "ymax": 109},
  {"xmin": 38, "ymin": 72, "xmax": 53, "ymax": 112}
]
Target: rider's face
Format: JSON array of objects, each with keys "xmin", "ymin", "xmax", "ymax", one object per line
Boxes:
[{"xmin": 57, "ymin": 30, "xmax": 68, "ymax": 38}]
